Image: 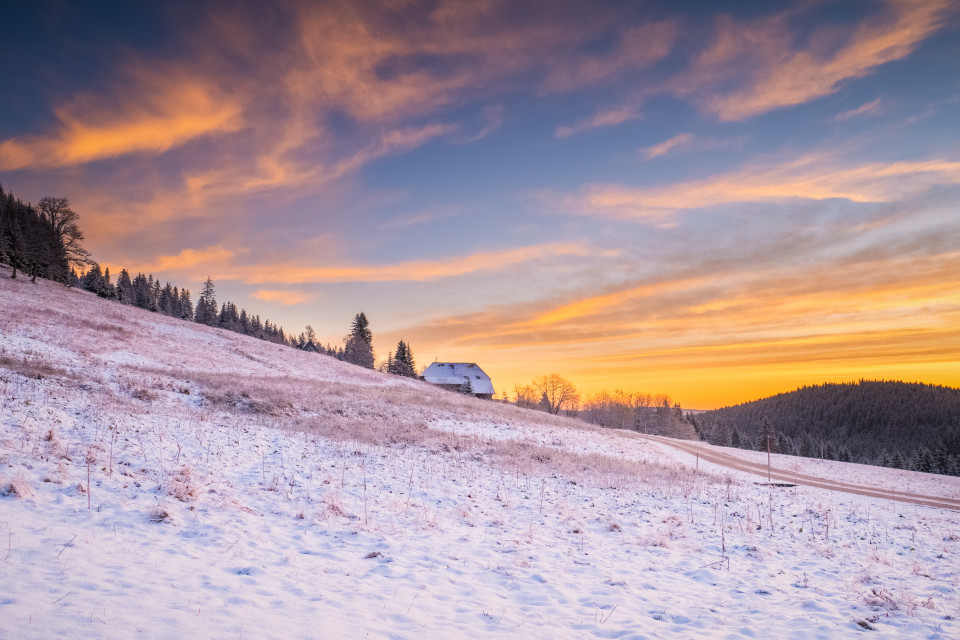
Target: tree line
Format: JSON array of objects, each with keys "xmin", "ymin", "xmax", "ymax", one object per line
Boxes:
[
  {"xmin": 506, "ymin": 374, "xmax": 696, "ymax": 439},
  {"xmin": 692, "ymin": 380, "xmax": 960, "ymax": 475},
  {"xmin": 1, "ymin": 184, "xmax": 420, "ymax": 375},
  {"xmin": 78, "ymin": 268, "xmax": 292, "ymax": 345}
]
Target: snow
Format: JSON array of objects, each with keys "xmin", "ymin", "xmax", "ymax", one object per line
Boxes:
[
  {"xmin": 657, "ymin": 441, "xmax": 960, "ymax": 500},
  {"xmin": 2, "ymin": 275, "xmax": 959, "ymax": 638}
]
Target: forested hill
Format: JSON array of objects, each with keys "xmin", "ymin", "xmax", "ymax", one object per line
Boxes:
[{"xmin": 691, "ymin": 381, "xmax": 960, "ymax": 475}]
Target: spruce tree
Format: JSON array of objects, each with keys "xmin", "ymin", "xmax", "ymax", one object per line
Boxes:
[
  {"xmin": 178, "ymin": 289, "xmax": 194, "ymax": 320},
  {"xmin": 343, "ymin": 312, "xmax": 374, "ymax": 368},
  {"xmin": 388, "ymin": 340, "xmax": 417, "ymax": 377},
  {"xmin": 798, "ymin": 431, "xmax": 814, "ymax": 457},
  {"xmin": 776, "ymin": 432, "xmax": 793, "ymax": 455},
  {"xmin": 116, "ymin": 269, "xmax": 133, "ymax": 304},
  {"xmin": 195, "ymin": 276, "xmax": 217, "ymax": 325},
  {"xmin": 933, "ymin": 443, "xmax": 949, "ymax": 474}
]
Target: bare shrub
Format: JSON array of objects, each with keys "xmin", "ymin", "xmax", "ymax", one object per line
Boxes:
[
  {"xmin": 862, "ymin": 587, "xmax": 900, "ymax": 612},
  {"xmin": 168, "ymin": 466, "xmax": 200, "ymax": 502},
  {"xmin": 0, "ymin": 473, "xmax": 34, "ymax": 499}
]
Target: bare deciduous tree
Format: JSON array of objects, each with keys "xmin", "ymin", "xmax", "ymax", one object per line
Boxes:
[
  {"xmin": 37, "ymin": 197, "xmax": 91, "ymax": 271},
  {"xmin": 531, "ymin": 374, "xmax": 579, "ymax": 415}
]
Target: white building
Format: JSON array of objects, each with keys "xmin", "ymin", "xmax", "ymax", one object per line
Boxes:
[{"xmin": 420, "ymin": 362, "xmax": 495, "ymax": 399}]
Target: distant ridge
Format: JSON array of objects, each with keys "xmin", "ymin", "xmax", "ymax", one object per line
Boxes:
[{"xmin": 691, "ymin": 380, "xmax": 960, "ymax": 475}]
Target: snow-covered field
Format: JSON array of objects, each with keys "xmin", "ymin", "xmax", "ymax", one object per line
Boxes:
[{"xmin": 1, "ymin": 276, "xmax": 959, "ymax": 639}]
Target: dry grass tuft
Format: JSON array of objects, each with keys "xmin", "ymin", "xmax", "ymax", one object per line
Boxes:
[
  {"xmin": 168, "ymin": 466, "xmax": 200, "ymax": 502},
  {"xmin": 0, "ymin": 354, "xmax": 67, "ymax": 379},
  {"xmin": 0, "ymin": 474, "xmax": 34, "ymax": 499},
  {"xmin": 322, "ymin": 492, "xmax": 350, "ymax": 519},
  {"xmin": 148, "ymin": 505, "xmax": 175, "ymax": 524},
  {"xmin": 43, "ymin": 429, "xmax": 68, "ymax": 460},
  {"xmin": 131, "ymin": 388, "xmax": 157, "ymax": 402}
]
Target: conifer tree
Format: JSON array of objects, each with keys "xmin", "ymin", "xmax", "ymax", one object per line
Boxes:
[
  {"xmin": 178, "ymin": 289, "xmax": 194, "ymax": 320},
  {"xmin": 388, "ymin": 340, "xmax": 417, "ymax": 377},
  {"xmin": 115, "ymin": 269, "xmax": 133, "ymax": 304},
  {"xmin": 890, "ymin": 450, "xmax": 905, "ymax": 469},
  {"xmin": 194, "ymin": 276, "xmax": 218, "ymax": 325},
  {"xmin": 344, "ymin": 312, "xmax": 374, "ymax": 368},
  {"xmin": 776, "ymin": 432, "xmax": 793, "ymax": 455},
  {"xmin": 81, "ymin": 264, "xmax": 105, "ymax": 295}
]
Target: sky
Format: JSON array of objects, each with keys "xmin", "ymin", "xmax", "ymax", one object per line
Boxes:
[{"xmin": 2, "ymin": 0, "xmax": 959, "ymax": 409}]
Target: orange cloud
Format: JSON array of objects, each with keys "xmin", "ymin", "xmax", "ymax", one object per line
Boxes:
[
  {"xmin": 566, "ymin": 154, "xmax": 960, "ymax": 220},
  {"xmin": 520, "ymin": 277, "xmax": 707, "ymax": 328},
  {"xmin": 148, "ymin": 246, "xmax": 237, "ymax": 273},
  {"xmin": 120, "ymin": 240, "xmax": 593, "ymax": 286},
  {"xmin": 251, "ymin": 290, "xmax": 313, "ymax": 306},
  {"xmin": 683, "ymin": 0, "xmax": 951, "ymax": 120},
  {"xmin": 230, "ymin": 241, "xmax": 592, "ymax": 285},
  {"xmin": 0, "ymin": 68, "xmax": 243, "ymax": 170}
]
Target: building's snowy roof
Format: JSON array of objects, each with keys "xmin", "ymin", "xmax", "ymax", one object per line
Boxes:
[{"xmin": 421, "ymin": 362, "xmax": 495, "ymax": 395}]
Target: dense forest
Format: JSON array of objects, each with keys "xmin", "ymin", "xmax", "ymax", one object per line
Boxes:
[
  {"xmin": 692, "ymin": 380, "xmax": 960, "ymax": 475},
  {"xmin": 1, "ymin": 183, "xmax": 419, "ymax": 377},
  {"xmin": 0, "ymin": 187, "xmax": 89, "ymax": 282}
]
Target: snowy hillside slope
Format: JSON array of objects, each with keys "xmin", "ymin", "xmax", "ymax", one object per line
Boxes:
[{"xmin": 1, "ymin": 275, "xmax": 959, "ymax": 639}]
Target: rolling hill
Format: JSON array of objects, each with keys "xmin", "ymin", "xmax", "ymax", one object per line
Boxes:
[
  {"xmin": 2, "ymin": 274, "xmax": 960, "ymax": 638},
  {"xmin": 693, "ymin": 381, "xmax": 960, "ymax": 473}
]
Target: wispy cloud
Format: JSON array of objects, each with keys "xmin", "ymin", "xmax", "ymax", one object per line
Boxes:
[
  {"xmin": 640, "ymin": 133, "xmax": 693, "ymax": 159},
  {"xmin": 833, "ymin": 97, "xmax": 885, "ymax": 121},
  {"xmin": 540, "ymin": 20, "xmax": 676, "ymax": 93},
  {"xmin": 454, "ymin": 105, "xmax": 505, "ymax": 144},
  {"xmin": 252, "ymin": 290, "xmax": 314, "ymax": 306},
  {"xmin": 235, "ymin": 242, "xmax": 592, "ymax": 285},
  {"xmin": 379, "ymin": 209, "xmax": 457, "ymax": 230},
  {"xmin": 0, "ymin": 68, "xmax": 243, "ymax": 170},
  {"xmin": 556, "ymin": 106, "xmax": 641, "ymax": 139},
  {"xmin": 149, "ymin": 245, "xmax": 237, "ymax": 273},
  {"xmin": 564, "ymin": 154, "xmax": 960, "ymax": 221},
  {"xmin": 679, "ymin": 0, "xmax": 952, "ymax": 120},
  {"xmin": 125, "ymin": 241, "xmax": 593, "ymax": 286}
]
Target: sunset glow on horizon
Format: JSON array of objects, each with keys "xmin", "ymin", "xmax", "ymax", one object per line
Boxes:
[{"xmin": 3, "ymin": 0, "xmax": 959, "ymax": 408}]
